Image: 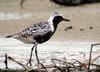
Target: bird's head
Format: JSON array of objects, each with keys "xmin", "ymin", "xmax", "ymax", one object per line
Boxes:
[{"xmin": 48, "ymin": 12, "xmax": 70, "ymax": 25}]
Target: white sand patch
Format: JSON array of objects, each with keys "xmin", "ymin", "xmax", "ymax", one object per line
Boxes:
[{"xmin": 0, "ymin": 12, "xmax": 32, "ymax": 21}]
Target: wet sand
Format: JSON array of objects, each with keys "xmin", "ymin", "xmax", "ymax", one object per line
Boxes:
[{"xmin": 0, "ymin": 0, "xmax": 100, "ymax": 42}]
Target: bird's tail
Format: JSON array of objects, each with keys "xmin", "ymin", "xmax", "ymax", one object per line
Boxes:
[{"xmin": 6, "ymin": 33, "xmax": 19, "ymax": 38}]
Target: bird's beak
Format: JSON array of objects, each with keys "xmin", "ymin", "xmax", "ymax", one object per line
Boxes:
[{"xmin": 63, "ymin": 18, "xmax": 70, "ymax": 22}]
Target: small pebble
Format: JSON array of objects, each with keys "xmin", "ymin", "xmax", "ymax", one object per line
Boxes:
[
  {"xmin": 80, "ymin": 29, "xmax": 84, "ymax": 31},
  {"xmin": 64, "ymin": 26, "xmax": 73, "ymax": 31},
  {"xmin": 90, "ymin": 26, "xmax": 93, "ymax": 29}
]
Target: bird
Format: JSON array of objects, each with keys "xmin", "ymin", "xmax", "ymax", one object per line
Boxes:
[{"xmin": 6, "ymin": 12, "xmax": 70, "ymax": 66}]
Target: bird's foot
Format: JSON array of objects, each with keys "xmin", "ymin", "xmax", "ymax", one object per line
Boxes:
[{"xmin": 27, "ymin": 59, "xmax": 32, "ymax": 66}]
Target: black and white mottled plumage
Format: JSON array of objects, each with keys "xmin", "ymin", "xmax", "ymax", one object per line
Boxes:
[
  {"xmin": 6, "ymin": 12, "xmax": 70, "ymax": 66},
  {"xmin": 22, "ymin": 22, "xmax": 51, "ymax": 37}
]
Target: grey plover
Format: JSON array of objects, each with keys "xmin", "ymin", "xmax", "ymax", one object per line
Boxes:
[{"xmin": 6, "ymin": 12, "xmax": 70, "ymax": 66}]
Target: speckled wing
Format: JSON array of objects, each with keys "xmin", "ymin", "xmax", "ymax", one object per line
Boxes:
[{"xmin": 21, "ymin": 22, "xmax": 51, "ymax": 38}]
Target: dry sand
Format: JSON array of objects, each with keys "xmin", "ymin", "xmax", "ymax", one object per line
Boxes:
[{"xmin": 0, "ymin": 0, "xmax": 100, "ymax": 42}]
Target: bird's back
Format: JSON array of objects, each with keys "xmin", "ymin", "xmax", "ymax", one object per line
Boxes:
[{"xmin": 21, "ymin": 22, "xmax": 51, "ymax": 38}]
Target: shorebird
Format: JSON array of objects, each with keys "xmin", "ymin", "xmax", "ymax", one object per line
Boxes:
[{"xmin": 6, "ymin": 12, "xmax": 70, "ymax": 66}]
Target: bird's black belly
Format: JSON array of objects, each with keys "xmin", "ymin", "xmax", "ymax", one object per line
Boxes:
[{"xmin": 34, "ymin": 31, "xmax": 53, "ymax": 44}]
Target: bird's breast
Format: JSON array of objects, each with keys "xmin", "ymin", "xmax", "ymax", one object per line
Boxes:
[{"xmin": 34, "ymin": 31, "xmax": 53, "ymax": 44}]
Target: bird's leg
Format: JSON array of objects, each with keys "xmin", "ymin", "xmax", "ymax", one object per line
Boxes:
[
  {"xmin": 35, "ymin": 44, "xmax": 48, "ymax": 72},
  {"xmin": 35, "ymin": 44, "xmax": 40, "ymax": 66},
  {"xmin": 27, "ymin": 44, "xmax": 36, "ymax": 66}
]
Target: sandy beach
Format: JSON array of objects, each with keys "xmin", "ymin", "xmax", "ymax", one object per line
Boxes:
[{"xmin": 0, "ymin": 0, "xmax": 100, "ymax": 42}]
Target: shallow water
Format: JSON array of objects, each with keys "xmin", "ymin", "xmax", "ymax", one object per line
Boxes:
[{"xmin": 0, "ymin": 37, "xmax": 100, "ymax": 69}]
